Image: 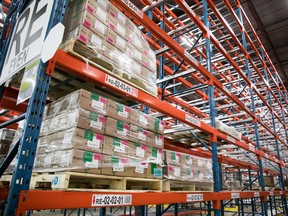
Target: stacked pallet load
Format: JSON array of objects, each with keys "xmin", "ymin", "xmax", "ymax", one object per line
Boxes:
[
  {"xmin": 162, "ymin": 150, "xmax": 213, "ymax": 191},
  {"xmin": 35, "ymin": 89, "xmax": 165, "ymax": 181},
  {"xmin": 61, "ymin": 0, "xmax": 157, "ymax": 96},
  {"xmin": 0, "ymin": 129, "xmax": 16, "ymax": 162}
]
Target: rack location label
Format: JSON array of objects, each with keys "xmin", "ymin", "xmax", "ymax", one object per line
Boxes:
[
  {"xmin": 105, "ymin": 75, "xmax": 138, "ymax": 97},
  {"xmin": 231, "ymin": 193, "xmax": 240, "ymax": 199},
  {"xmin": 91, "ymin": 194, "xmax": 132, "ymax": 206},
  {"xmin": 0, "ymin": 0, "xmax": 54, "ymax": 85},
  {"xmin": 187, "ymin": 194, "xmax": 203, "ymax": 202}
]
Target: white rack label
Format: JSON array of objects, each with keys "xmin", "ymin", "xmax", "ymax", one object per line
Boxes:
[
  {"xmin": 91, "ymin": 194, "xmax": 132, "ymax": 206},
  {"xmin": 122, "ymin": 0, "xmax": 143, "ymax": 18},
  {"xmin": 249, "ymin": 144, "xmax": 255, "ymax": 152},
  {"xmin": 227, "ymin": 136, "xmax": 235, "ymax": 143},
  {"xmin": 185, "ymin": 114, "xmax": 201, "ymax": 126},
  {"xmin": 280, "ymin": 191, "xmax": 283, "ymax": 195},
  {"xmin": 187, "ymin": 194, "xmax": 203, "ymax": 202},
  {"xmin": 231, "ymin": 193, "xmax": 240, "ymax": 199},
  {"xmin": 105, "ymin": 75, "xmax": 138, "ymax": 97},
  {"xmin": 254, "ymin": 192, "xmax": 260, "ymax": 197},
  {"xmin": 270, "ymin": 192, "xmax": 273, "ymax": 196}
]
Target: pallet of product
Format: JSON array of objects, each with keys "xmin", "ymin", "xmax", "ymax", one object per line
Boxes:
[
  {"xmin": 61, "ymin": 39, "xmax": 157, "ymax": 97},
  {"xmin": 0, "ymin": 172, "xmax": 162, "ymax": 192},
  {"xmin": 162, "ymin": 179, "xmax": 213, "ymax": 192}
]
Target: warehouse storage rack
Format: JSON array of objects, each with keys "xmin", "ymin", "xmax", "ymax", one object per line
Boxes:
[{"xmin": 0, "ymin": 0, "xmax": 288, "ymax": 215}]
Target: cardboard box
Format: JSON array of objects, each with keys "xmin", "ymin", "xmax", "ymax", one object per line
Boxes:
[
  {"xmin": 38, "ymin": 127, "xmax": 103, "ymax": 153},
  {"xmin": 126, "ymin": 19, "xmax": 142, "ymax": 37},
  {"xmin": 126, "ymin": 43, "xmax": 143, "ymax": 63},
  {"xmin": 109, "ymin": 4, "xmax": 127, "ymax": 25},
  {"xmin": 108, "ymin": 17, "xmax": 127, "ymax": 38},
  {"xmin": 148, "ymin": 133, "xmax": 164, "ymax": 148},
  {"xmin": 164, "ymin": 150, "xmax": 181, "ymax": 166},
  {"xmin": 35, "ymin": 149, "xmax": 103, "ymax": 173},
  {"xmin": 41, "ymin": 108, "xmax": 106, "ymax": 136},
  {"xmin": 148, "ymin": 118, "xmax": 165, "ymax": 134},
  {"xmin": 106, "ymin": 29, "xmax": 127, "ymax": 52},
  {"xmin": 163, "ymin": 164, "xmax": 182, "ymax": 180},
  {"xmin": 101, "ymin": 154, "xmax": 134, "ymax": 177},
  {"xmin": 130, "ymin": 109, "xmax": 149, "ymax": 129},
  {"xmin": 129, "ymin": 143, "xmax": 151, "ymax": 159},
  {"xmin": 66, "ymin": 9, "xmax": 108, "ymax": 35},
  {"xmin": 105, "ymin": 117, "xmax": 130, "ymax": 140},
  {"xmin": 102, "ymin": 136, "xmax": 132, "ymax": 157},
  {"xmin": 64, "ymin": 25, "xmax": 106, "ymax": 55},
  {"xmin": 129, "ymin": 124, "xmax": 149, "ymax": 145},
  {"xmin": 68, "ymin": 0, "xmax": 109, "ymax": 24},
  {"xmin": 106, "ymin": 99, "xmax": 131, "ymax": 123},
  {"xmin": 146, "ymin": 163, "xmax": 163, "ymax": 179},
  {"xmin": 45, "ymin": 89, "xmax": 108, "ymax": 118}
]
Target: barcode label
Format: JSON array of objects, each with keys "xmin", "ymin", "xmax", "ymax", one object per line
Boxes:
[
  {"xmin": 187, "ymin": 194, "xmax": 203, "ymax": 202},
  {"xmin": 185, "ymin": 114, "xmax": 201, "ymax": 126},
  {"xmin": 254, "ymin": 192, "xmax": 260, "ymax": 197},
  {"xmin": 231, "ymin": 193, "xmax": 240, "ymax": 199},
  {"xmin": 91, "ymin": 194, "xmax": 132, "ymax": 206},
  {"xmin": 105, "ymin": 75, "xmax": 138, "ymax": 97}
]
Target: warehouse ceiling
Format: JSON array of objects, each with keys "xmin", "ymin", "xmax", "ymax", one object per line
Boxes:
[{"xmin": 240, "ymin": 0, "xmax": 288, "ymax": 89}]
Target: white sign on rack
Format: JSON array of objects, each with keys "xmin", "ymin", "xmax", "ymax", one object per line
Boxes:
[{"xmin": 0, "ymin": 0, "xmax": 54, "ymax": 85}]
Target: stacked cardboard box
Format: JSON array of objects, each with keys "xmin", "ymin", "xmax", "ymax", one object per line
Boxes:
[
  {"xmin": 61, "ymin": 0, "xmax": 158, "ymax": 97},
  {"xmin": 0, "ymin": 129, "xmax": 16, "ymax": 162},
  {"xmin": 163, "ymin": 150, "xmax": 213, "ymax": 182},
  {"xmin": 36, "ymin": 89, "xmax": 165, "ymax": 179}
]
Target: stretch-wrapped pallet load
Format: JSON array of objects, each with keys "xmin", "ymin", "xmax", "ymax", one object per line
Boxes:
[
  {"xmin": 61, "ymin": 0, "xmax": 158, "ymax": 97},
  {"xmin": 163, "ymin": 150, "xmax": 213, "ymax": 182},
  {"xmin": 0, "ymin": 128, "xmax": 16, "ymax": 162},
  {"xmin": 36, "ymin": 89, "xmax": 165, "ymax": 179}
]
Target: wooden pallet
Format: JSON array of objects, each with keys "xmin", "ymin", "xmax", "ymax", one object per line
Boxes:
[
  {"xmin": 162, "ymin": 179, "xmax": 213, "ymax": 192},
  {"xmin": 1, "ymin": 172, "xmax": 162, "ymax": 192}
]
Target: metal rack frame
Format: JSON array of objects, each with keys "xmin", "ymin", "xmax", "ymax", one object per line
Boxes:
[{"xmin": 0, "ymin": 0, "xmax": 288, "ymax": 215}]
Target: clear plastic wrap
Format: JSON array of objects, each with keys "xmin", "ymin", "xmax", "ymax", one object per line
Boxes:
[
  {"xmin": 34, "ymin": 150, "xmax": 163, "ymax": 179},
  {"xmin": 163, "ymin": 150, "xmax": 213, "ymax": 182},
  {"xmin": 38, "ymin": 127, "xmax": 103, "ymax": 154},
  {"xmin": 41, "ymin": 107, "xmax": 106, "ymax": 136},
  {"xmin": 61, "ymin": 0, "xmax": 158, "ymax": 97},
  {"xmin": 44, "ymin": 89, "xmax": 108, "ymax": 119}
]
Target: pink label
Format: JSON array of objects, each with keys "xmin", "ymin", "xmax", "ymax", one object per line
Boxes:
[
  {"xmin": 161, "ymin": 121, "xmax": 165, "ymax": 126},
  {"xmin": 191, "ymin": 169, "xmax": 194, "ymax": 173},
  {"xmin": 79, "ymin": 35, "xmax": 87, "ymax": 43},
  {"xmin": 121, "ymin": 140, "xmax": 128, "ymax": 146},
  {"xmin": 96, "ymin": 134, "xmax": 104, "ymax": 141},
  {"xmin": 159, "ymin": 135, "xmax": 164, "ymax": 139},
  {"xmin": 141, "ymin": 145, "xmax": 147, "ymax": 150},
  {"xmin": 100, "ymin": 97, "xmax": 108, "ymax": 104},
  {"xmin": 176, "ymin": 153, "xmax": 181, "ymax": 157},
  {"xmin": 87, "ymin": 5, "xmax": 94, "ymax": 13},
  {"xmin": 168, "ymin": 166, "xmax": 174, "ymax": 171},
  {"xmin": 124, "ymin": 124, "xmax": 129, "ymax": 130},
  {"xmin": 128, "ymin": 25, "xmax": 134, "ymax": 31},
  {"xmin": 143, "ymin": 130, "xmax": 148, "ymax": 136},
  {"xmin": 142, "ymin": 61, "xmax": 149, "ymax": 67},
  {"xmin": 143, "ymin": 50, "xmax": 148, "ymax": 56},
  {"xmin": 98, "ymin": 116, "xmax": 106, "ymax": 123},
  {"xmin": 109, "ymin": 23, "xmax": 116, "ymax": 30},
  {"xmin": 124, "ymin": 107, "xmax": 131, "ymax": 112},
  {"xmin": 141, "ymin": 162, "xmax": 147, "ymax": 166},
  {"xmin": 94, "ymin": 154, "xmax": 103, "ymax": 160},
  {"xmin": 158, "ymin": 149, "xmax": 163, "ymax": 154},
  {"xmin": 120, "ymin": 158, "xmax": 128, "ymax": 163},
  {"xmin": 84, "ymin": 20, "xmax": 92, "ymax": 29},
  {"xmin": 107, "ymin": 37, "xmax": 114, "ymax": 43},
  {"xmin": 110, "ymin": 11, "xmax": 116, "ymax": 18}
]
